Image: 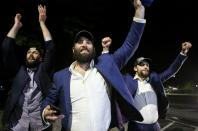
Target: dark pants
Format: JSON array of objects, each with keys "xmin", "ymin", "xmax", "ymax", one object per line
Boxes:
[{"xmin": 128, "ymin": 121, "xmax": 160, "ymax": 131}]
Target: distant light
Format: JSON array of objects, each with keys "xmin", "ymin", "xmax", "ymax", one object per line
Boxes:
[
  {"xmin": 196, "ymin": 84, "xmax": 198, "ymax": 88},
  {"xmin": 0, "ymin": 85, "xmax": 3, "ymax": 90}
]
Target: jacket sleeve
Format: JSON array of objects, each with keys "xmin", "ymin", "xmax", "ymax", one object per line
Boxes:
[
  {"xmin": 41, "ymin": 72, "xmax": 60, "ymax": 111},
  {"xmin": 112, "ymin": 21, "xmax": 145, "ymax": 69},
  {"xmin": 159, "ymin": 54, "xmax": 187, "ymax": 82},
  {"xmin": 41, "ymin": 40, "xmax": 55, "ymax": 76},
  {"xmin": 1, "ymin": 36, "xmax": 20, "ymax": 76}
]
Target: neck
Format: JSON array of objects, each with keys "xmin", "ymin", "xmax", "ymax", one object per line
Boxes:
[
  {"xmin": 76, "ymin": 62, "xmax": 90, "ymax": 70},
  {"xmin": 136, "ymin": 73, "xmax": 147, "ymax": 81},
  {"xmin": 140, "ymin": 77, "xmax": 147, "ymax": 81},
  {"xmin": 74, "ymin": 62, "xmax": 90, "ymax": 76}
]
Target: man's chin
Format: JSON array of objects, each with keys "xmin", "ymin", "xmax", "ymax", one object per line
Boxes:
[
  {"xmin": 77, "ymin": 58, "xmax": 92, "ymax": 63},
  {"xmin": 143, "ymin": 74, "xmax": 149, "ymax": 78},
  {"xmin": 26, "ymin": 61, "xmax": 40, "ymax": 68},
  {"xmin": 28, "ymin": 60, "xmax": 35, "ymax": 64},
  {"xmin": 141, "ymin": 72, "xmax": 149, "ymax": 78}
]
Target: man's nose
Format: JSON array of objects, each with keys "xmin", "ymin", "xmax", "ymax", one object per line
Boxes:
[
  {"xmin": 28, "ymin": 53, "xmax": 34, "ymax": 57},
  {"xmin": 81, "ymin": 41, "xmax": 88, "ymax": 46},
  {"xmin": 143, "ymin": 65, "xmax": 149, "ymax": 68}
]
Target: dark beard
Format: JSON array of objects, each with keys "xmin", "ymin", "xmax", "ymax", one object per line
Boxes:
[
  {"xmin": 138, "ymin": 71, "xmax": 149, "ymax": 79},
  {"xmin": 73, "ymin": 49, "xmax": 95, "ymax": 63},
  {"xmin": 25, "ymin": 60, "xmax": 40, "ymax": 68}
]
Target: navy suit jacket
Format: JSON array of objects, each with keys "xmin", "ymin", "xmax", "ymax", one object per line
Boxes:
[
  {"xmin": 42, "ymin": 21, "xmax": 145, "ymax": 130},
  {"xmin": 123, "ymin": 54, "xmax": 187, "ymax": 119},
  {"xmin": 1, "ymin": 37, "xmax": 55, "ymax": 128}
]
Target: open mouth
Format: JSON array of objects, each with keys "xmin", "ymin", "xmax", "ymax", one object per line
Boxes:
[
  {"xmin": 142, "ymin": 70, "xmax": 149, "ymax": 73},
  {"xmin": 80, "ymin": 49, "xmax": 89, "ymax": 53},
  {"xmin": 28, "ymin": 57, "xmax": 36, "ymax": 62}
]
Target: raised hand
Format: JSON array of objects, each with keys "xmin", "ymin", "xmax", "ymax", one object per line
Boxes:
[
  {"xmin": 7, "ymin": 13, "xmax": 22, "ymax": 38},
  {"xmin": 38, "ymin": 5, "xmax": 47, "ymax": 23},
  {"xmin": 101, "ymin": 37, "xmax": 112, "ymax": 52},
  {"xmin": 14, "ymin": 13, "xmax": 22, "ymax": 29},
  {"xmin": 181, "ymin": 42, "xmax": 192, "ymax": 55},
  {"xmin": 133, "ymin": 0, "xmax": 145, "ymax": 19},
  {"xmin": 38, "ymin": 5, "xmax": 52, "ymax": 41}
]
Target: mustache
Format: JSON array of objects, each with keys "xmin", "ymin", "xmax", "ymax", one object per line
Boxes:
[
  {"xmin": 27, "ymin": 56, "xmax": 36, "ymax": 60},
  {"xmin": 80, "ymin": 47, "xmax": 89, "ymax": 52},
  {"xmin": 142, "ymin": 69, "xmax": 149, "ymax": 72}
]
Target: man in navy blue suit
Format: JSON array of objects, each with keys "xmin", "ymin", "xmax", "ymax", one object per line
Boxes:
[
  {"xmin": 41, "ymin": 0, "xmax": 146, "ymax": 130},
  {"xmin": 102, "ymin": 41, "xmax": 192, "ymax": 131}
]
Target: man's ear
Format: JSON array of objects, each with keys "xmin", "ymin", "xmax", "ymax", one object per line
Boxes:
[
  {"xmin": 72, "ymin": 47, "xmax": 74, "ymax": 53},
  {"xmin": 134, "ymin": 66, "xmax": 137, "ymax": 72}
]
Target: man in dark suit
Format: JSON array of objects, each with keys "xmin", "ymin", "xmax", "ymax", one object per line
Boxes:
[
  {"xmin": 1, "ymin": 5, "xmax": 55, "ymax": 131},
  {"xmin": 41, "ymin": 0, "xmax": 146, "ymax": 130},
  {"xmin": 102, "ymin": 40, "xmax": 192, "ymax": 130}
]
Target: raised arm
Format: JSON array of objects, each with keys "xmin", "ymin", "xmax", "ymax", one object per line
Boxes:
[
  {"xmin": 112, "ymin": 0, "xmax": 145, "ymax": 69},
  {"xmin": 38, "ymin": 5, "xmax": 52, "ymax": 41},
  {"xmin": 1, "ymin": 13, "xmax": 22, "ymax": 75},
  {"xmin": 38, "ymin": 5, "xmax": 55, "ymax": 74},
  {"xmin": 159, "ymin": 42, "xmax": 192, "ymax": 82},
  {"xmin": 7, "ymin": 13, "xmax": 22, "ymax": 38}
]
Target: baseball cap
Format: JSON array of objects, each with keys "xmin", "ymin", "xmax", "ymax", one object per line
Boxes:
[
  {"xmin": 134, "ymin": 57, "xmax": 152, "ymax": 66},
  {"xmin": 74, "ymin": 30, "xmax": 94, "ymax": 44}
]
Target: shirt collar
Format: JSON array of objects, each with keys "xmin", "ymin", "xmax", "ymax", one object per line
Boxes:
[
  {"xmin": 134, "ymin": 74, "xmax": 149, "ymax": 82},
  {"xmin": 69, "ymin": 60, "xmax": 95, "ymax": 73},
  {"xmin": 27, "ymin": 67, "xmax": 37, "ymax": 73}
]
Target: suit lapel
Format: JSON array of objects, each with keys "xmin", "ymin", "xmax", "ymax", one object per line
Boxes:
[{"xmin": 62, "ymin": 68, "xmax": 72, "ymax": 125}]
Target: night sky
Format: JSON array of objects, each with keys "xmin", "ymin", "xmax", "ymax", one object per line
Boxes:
[{"xmin": 0, "ymin": 0, "xmax": 197, "ymax": 87}]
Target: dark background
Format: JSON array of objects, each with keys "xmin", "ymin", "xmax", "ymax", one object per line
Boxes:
[{"xmin": 0, "ymin": 0, "xmax": 197, "ymax": 89}]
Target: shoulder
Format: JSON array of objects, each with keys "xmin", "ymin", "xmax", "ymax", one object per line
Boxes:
[
  {"xmin": 149, "ymin": 72, "xmax": 161, "ymax": 82},
  {"xmin": 54, "ymin": 67, "xmax": 70, "ymax": 76},
  {"xmin": 122, "ymin": 73, "xmax": 134, "ymax": 81}
]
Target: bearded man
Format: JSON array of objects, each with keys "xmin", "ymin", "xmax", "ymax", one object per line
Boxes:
[
  {"xmin": 41, "ymin": 0, "xmax": 147, "ymax": 130},
  {"xmin": 1, "ymin": 5, "xmax": 55, "ymax": 131}
]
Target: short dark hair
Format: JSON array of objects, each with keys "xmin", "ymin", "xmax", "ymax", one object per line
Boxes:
[
  {"xmin": 27, "ymin": 46, "xmax": 44, "ymax": 56},
  {"xmin": 26, "ymin": 39, "xmax": 44, "ymax": 56}
]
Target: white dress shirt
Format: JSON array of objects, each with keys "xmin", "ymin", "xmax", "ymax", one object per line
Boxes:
[
  {"xmin": 68, "ymin": 60, "xmax": 111, "ymax": 131},
  {"xmin": 134, "ymin": 75, "xmax": 158, "ymax": 124}
]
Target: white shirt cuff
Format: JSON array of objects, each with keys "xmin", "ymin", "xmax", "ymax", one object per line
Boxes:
[
  {"xmin": 180, "ymin": 52, "xmax": 187, "ymax": 56},
  {"xmin": 133, "ymin": 17, "xmax": 146, "ymax": 23},
  {"xmin": 44, "ymin": 37, "xmax": 52, "ymax": 41},
  {"xmin": 102, "ymin": 51, "xmax": 109, "ymax": 54}
]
